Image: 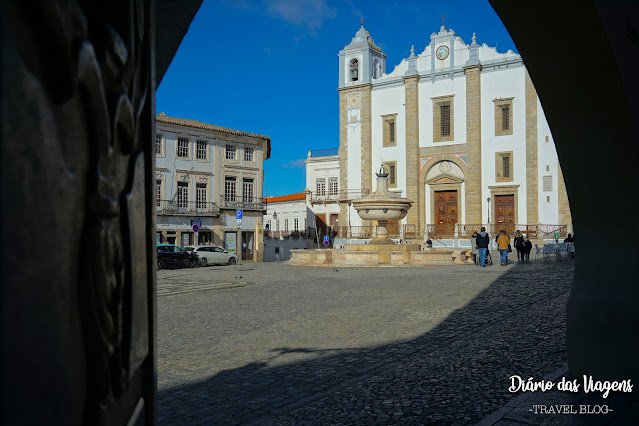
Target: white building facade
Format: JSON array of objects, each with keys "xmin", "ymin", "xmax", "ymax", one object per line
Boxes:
[
  {"xmin": 155, "ymin": 113, "xmax": 271, "ymax": 261},
  {"xmin": 262, "ymin": 193, "xmax": 310, "ymax": 237},
  {"xmin": 333, "ymin": 24, "xmax": 572, "ymax": 238},
  {"xmin": 262, "ymin": 193, "xmax": 319, "ymax": 261},
  {"xmin": 305, "ymin": 149, "xmax": 349, "ymax": 229}
]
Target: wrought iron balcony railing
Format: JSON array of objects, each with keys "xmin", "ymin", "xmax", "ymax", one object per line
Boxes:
[
  {"xmin": 333, "ymin": 223, "xmax": 569, "ymax": 240},
  {"xmin": 426, "ymin": 223, "xmax": 456, "ymax": 238},
  {"xmin": 156, "ymin": 200, "xmax": 220, "ymax": 216},
  {"xmin": 219, "ymin": 196, "xmax": 265, "ymax": 211},
  {"xmin": 430, "ymin": 224, "xmax": 567, "ymax": 239},
  {"xmin": 310, "ymin": 189, "xmax": 370, "ymax": 203},
  {"xmin": 539, "ymin": 224, "xmax": 568, "ymax": 238}
]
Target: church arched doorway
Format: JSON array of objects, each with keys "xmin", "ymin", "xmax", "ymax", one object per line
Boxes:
[{"xmin": 422, "ymin": 160, "xmax": 466, "ymax": 238}]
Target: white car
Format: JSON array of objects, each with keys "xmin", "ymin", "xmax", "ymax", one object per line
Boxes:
[{"xmin": 185, "ymin": 245, "xmax": 238, "ymax": 266}]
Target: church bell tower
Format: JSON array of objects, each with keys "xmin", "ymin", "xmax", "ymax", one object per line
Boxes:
[
  {"xmin": 337, "ymin": 21, "xmax": 387, "ymax": 228},
  {"xmin": 338, "ymin": 21, "xmax": 387, "ymax": 88}
]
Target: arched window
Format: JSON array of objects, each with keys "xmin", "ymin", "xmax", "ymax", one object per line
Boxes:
[
  {"xmin": 373, "ymin": 59, "xmax": 379, "ymax": 78},
  {"xmin": 350, "ymin": 58, "xmax": 359, "ymax": 82}
]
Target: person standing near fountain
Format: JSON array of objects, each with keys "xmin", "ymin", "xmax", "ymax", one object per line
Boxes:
[
  {"xmin": 476, "ymin": 227, "xmax": 490, "ymax": 267},
  {"xmin": 471, "ymin": 231, "xmax": 479, "ymax": 264},
  {"xmin": 496, "ymin": 230, "xmax": 511, "ymax": 266},
  {"xmin": 514, "ymin": 230, "xmax": 525, "ymax": 262}
]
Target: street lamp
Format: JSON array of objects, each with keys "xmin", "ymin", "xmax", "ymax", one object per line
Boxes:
[
  {"xmin": 347, "ymin": 201, "xmax": 352, "ymax": 238},
  {"xmin": 487, "ymin": 197, "xmax": 491, "ymax": 224}
]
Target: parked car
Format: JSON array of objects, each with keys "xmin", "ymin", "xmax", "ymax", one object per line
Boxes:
[
  {"xmin": 157, "ymin": 244, "xmax": 199, "ymax": 269},
  {"xmin": 184, "ymin": 245, "xmax": 238, "ymax": 266}
]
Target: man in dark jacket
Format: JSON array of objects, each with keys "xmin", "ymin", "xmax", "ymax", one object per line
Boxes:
[
  {"xmin": 476, "ymin": 226, "xmax": 490, "ymax": 266},
  {"xmin": 522, "ymin": 238, "xmax": 533, "ymax": 261}
]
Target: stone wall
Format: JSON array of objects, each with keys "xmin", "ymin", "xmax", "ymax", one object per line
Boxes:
[
  {"xmin": 464, "ymin": 65, "xmax": 483, "ymax": 223},
  {"xmin": 404, "ymin": 75, "xmax": 420, "ymax": 226},
  {"xmin": 525, "ymin": 70, "xmax": 539, "ymax": 224}
]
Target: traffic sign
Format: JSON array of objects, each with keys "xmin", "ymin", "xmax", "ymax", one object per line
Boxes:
[
  {"xmin": 323, "ymin": 235, "xmax": 329, "ymax": 246},
  {"xmin": 236, "ymin": 209, "xmax": 243, "ymax": 220},
  {"xmin": 192, "ymin": 224, "xmax": 199, "ymax": 232}
]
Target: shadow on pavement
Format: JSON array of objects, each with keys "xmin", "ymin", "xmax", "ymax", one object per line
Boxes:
[{"xmin": 156, "ymin": 261, "xmax": 631, "ymax": 424}]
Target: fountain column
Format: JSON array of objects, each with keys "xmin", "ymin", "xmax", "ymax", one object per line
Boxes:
[{"xmin": 351, "ymin": 165, "xmax": 413, "ymax": 245}]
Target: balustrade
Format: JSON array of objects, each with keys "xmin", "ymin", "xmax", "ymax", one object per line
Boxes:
[
  {"xmin": 219, "ymin": 196, "xmax": 265, "ymax": 211},
  {"xmin": 310, "ymin": 189, "xmax": 370, "ymax": 202},
  {"xmin": 156, "ymin": 200, "xmax": 219, "ymax": 216}
]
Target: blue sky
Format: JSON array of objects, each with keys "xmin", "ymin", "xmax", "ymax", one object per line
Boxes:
[{"xmin": 156, "ymin": 0, "xmax": 518, "ymax": 197}]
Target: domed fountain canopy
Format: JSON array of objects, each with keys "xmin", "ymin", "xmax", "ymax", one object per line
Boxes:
[{"xmin": 376, "ymin": 164, "xmax": 389, "ymax": 178}]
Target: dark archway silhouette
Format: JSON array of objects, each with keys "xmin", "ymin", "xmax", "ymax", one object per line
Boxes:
[
  {"xmin": 490, "ymin": 0, "xmax": 639, "ymax": 384},
  {"xmin": 2, "ymin": 1, "xmax": 637, "ymax": 424}
]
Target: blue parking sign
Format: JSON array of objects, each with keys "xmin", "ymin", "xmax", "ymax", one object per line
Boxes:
[{"xmin": 236, "ymin": 209, "xmax": 243, "ymax": 220}]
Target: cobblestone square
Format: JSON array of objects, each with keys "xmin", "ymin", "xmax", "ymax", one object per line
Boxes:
[{"xmin": 158, "ymin": 259, "xmax": 574, "ymax": 424}]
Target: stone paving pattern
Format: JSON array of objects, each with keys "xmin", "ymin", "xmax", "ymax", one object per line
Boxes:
[{"xmin": 158, "ymin": 258, "xmax": 578, "ymax": 425}]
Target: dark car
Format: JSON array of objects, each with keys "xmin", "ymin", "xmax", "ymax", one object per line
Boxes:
[{"xmin": 157, "ymin": 244, "xmax": 199, "ymax": 269}]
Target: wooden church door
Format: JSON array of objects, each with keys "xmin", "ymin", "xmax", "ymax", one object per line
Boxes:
[{"xmin": 434, "ymin": 190, "xmax": 458, "ymax": 235}]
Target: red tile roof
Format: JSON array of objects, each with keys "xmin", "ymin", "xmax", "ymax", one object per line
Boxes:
[{"xmin": 264, "ymin": 193, "xmax": 306, "ymax": 203}]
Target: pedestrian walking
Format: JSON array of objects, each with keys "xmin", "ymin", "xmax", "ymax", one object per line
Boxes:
[
  {"xmin": 496, "ymin": 229, "xmax": 511, "ymax": 266},
  {"xmin": 471, "ymin": 231, "xmax": 478, "ymax": 264},
  {"xmin": 522, "ymin": 238, "xmax": 532, "ymax": 261},
  {"xmin": 476, "ymin": 227, "xmax": 490, "ymax": 267},
  {"xmin": 514, "ymin": 230, "xmax": 525, "ymax": 262}
]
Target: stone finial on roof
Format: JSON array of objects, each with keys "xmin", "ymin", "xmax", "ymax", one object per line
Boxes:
[
  {"xmin": 466, "ymin": 32, "xmax": 481, "ymax": 66},
  {"xmin": 405, "ymin": 45, "xmax": 418, "ymax": 76}
]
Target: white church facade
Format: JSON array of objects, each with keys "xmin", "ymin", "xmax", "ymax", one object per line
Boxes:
[{"xmin": 334, "ymin": 23, "xmax": 572, "ymax": 238}]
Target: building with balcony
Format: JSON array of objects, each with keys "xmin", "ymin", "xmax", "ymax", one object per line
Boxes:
[
  {"xmin": 304, "ymin": 147, "xmax": 370, "ymax": 237},
  {"xmin": 155, "ymin": 113, "xmax": 270, "ymax": 261},
  {"xmin": 261, "ymin": 151, "xmax": 371, "ymax": 261},
  {"xmin": 305, "ymin": 148, "xmax": 340, "ymax": 230}
]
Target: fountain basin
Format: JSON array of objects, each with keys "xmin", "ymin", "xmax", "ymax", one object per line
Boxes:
[
  {"xmin": 288, "ymin": 247, "xmax": 458, "ymax": 266},
  {"xmin": 350, "ymin": 199, "xmax": 412, "ymax": 221}
]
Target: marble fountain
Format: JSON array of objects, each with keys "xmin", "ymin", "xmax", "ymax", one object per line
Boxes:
[{"xmin": 289, "ymin": 166, "xmax": 461, "ymax": 266}]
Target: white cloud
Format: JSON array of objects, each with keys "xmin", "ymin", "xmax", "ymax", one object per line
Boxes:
[
  {"xmin": 279, "ymin": 158, "xmax": 306, "ymax": 169},
  {"xmin": 263, "ymin": 0, "xmax": 337, "ymax": 33}
]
